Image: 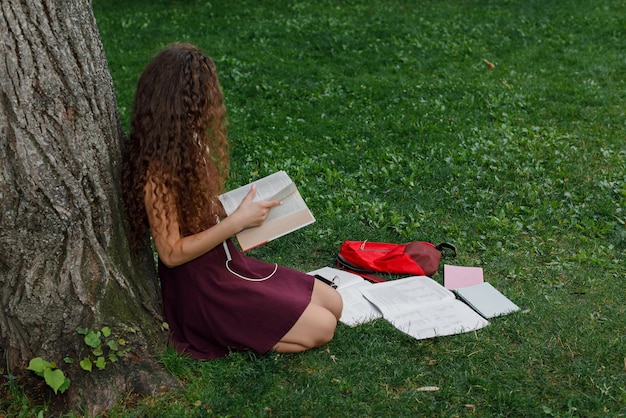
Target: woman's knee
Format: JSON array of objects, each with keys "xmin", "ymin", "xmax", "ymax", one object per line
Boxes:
[
  {"xmin": 313, "ymin": 311, "xmax": 338, "ymax": 346},
  {"xmin": 300, "ymin": 307, "xmax": 337, "ymax": 348},
  {"xmin": 280, "ymin": 304, "xmax": 338, "ymax": 349}
]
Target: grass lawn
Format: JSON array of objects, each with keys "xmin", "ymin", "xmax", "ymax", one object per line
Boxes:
[{"xmin": 7, "ymin": 0, "xmax": 626, "ymax": 416}]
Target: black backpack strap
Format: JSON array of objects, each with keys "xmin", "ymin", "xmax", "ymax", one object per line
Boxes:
[
  {"xmin": 336, "ymin": 254, "xmax": 372, "ymax": 273},
  {"xmin": 436, "ymin": 243, "xmax": 457, "ymax": 258},
  {"xmin": 336, "ymin": 255, "xmax": 387, "ymax": 283}
]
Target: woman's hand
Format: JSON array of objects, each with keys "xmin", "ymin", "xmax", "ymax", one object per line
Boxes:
[{"xmin": 229, "ymin": 185, "xmax": 282, "ymax": 231}]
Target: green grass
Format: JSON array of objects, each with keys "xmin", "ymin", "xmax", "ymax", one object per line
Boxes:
[{"xmin": 8, "ymin": 0, "xmax": 625, "ymax": 416}]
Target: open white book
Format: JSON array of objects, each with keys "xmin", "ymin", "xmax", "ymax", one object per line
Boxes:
[
  {"xmin": 219, "ymin": 171, "xmax": 315, "ymax": 251},
  {"xmin": 360, "ymin": 276, "xmax": 489, "ymax": 340},
  {"xmin": 308, "ymin": 267, "xmax": 490, "ymax": 340},
  {"xmin": 444, "ymin": 265, "xmax": 520, "ymax": 319}
]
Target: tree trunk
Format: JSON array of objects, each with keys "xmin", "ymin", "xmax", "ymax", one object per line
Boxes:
[{"xmin": 0, "ymin": 0, "xmax": 177, "ymax": 414}]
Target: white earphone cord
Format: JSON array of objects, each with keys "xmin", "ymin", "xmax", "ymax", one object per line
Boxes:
[{"xmin": 222, "ymin": 241, "xmax": 277, "ymax": 281}]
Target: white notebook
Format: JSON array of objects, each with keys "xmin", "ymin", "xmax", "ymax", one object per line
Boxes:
[{"xmin": 454, "ymin": 282, "xmax": 520, "ymax": 319}]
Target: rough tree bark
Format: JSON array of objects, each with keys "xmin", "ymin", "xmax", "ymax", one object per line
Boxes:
[{"xmin": 0, "ymin": 0, "xmax": 177, "ymax": 414}]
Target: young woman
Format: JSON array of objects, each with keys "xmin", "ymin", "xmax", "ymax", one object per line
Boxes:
[{"xmin": 123, "ymin": 43, "xmax": 342, "ymax": 360}]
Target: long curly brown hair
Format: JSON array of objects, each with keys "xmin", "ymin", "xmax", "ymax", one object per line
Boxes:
[{"xmin": 122, "ymin": 43, "xmax": 229, "ymax": 246}]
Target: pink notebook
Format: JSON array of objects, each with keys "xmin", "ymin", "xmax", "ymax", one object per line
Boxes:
[{"xmin": 443, "ymin": 265, "xmax": 484, "ymax": 290}]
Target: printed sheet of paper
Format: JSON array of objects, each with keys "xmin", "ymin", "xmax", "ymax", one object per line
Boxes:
[
  {"xmin": 361, "ymin": 276, "xmax": 489, "ymax": 340},
  {"xmin": 308, "ymin": 267, "xmax": 382, "ymax": 327},
  {"xmin": 384, "ymin": 299, "xmax": 490, "ymax": 340}
]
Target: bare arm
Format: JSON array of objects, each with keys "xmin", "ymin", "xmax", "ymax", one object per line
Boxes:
[{"xmin": 145, "ymin": 181, "xmax": 281, "ymax": 267}]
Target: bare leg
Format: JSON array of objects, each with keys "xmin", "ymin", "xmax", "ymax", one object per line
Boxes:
[
  {"xmin": 274, "ymin": 280, "xmax": 343, "ymax": 353},
  {"xmin": 273, "ymin": 303, "xmax": 337, "ymax": 353}
]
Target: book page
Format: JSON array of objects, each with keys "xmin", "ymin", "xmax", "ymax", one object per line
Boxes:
[
  {"xmin": 263, "ymin": 186, "xmax": 309, "ymax": 223},
  {"xmin": 385, "ymin": 300, "xmax": 489, "ymax": 340},
  {"xmin": 360, "ymin": 276, "xmax": 454, "ymax": 317},
  {"xmin": 236, "ymin": 208, "xmax": 314, "ymax": 251},
  {"xmin": 218, "ymin": 171, "xmax": 295, "ymax": 214},
  {"xmin": 361, "ymin": 276, "xmax": 489, "ymax": 340},
  {"xmin": 337, "ymin": 282, "xmax": 382, "ymax": 326}
]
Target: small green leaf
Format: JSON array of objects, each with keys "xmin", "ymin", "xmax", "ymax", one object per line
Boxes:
[
  {"xmin": 64, "ymin": 357, "xmax": 74, "ymax": 364},
  {"xmin": 101, "ymin": 326, "xmax": 112, "ymax": 338},
  {"xmin": 58, "ymin": 377, "xmax": 71, "ymax": 394},
  {"xmin": 27, "ymin": 357, "xmax": 49, "ymax": 374},
  {"xmin": 108, "ymin": 353, "xmax": 118, "ymax": 363},
  {"xmin": 80, "ymin": 358, "xmax": 93, "ymax": 372},
  {"xmin": 117, "ymin": 338, "xmax": 126, "ymax": 346},
  {"xmin": 107, "ymin": 340, "xmax": 119, "ymax": 351},
  {"xmin": 84, "ymin": 331, "xmax": 101, "ymax": 348},
  {"xmin": 76, "ymin": 327, "xmax": 89, "ymax": 335},
  {"xmin": 43, "ymin": 368, "xmax": 66, "ymax": 394},
  {"xmin": 95, "ymin": 356, "xmax": 106, "ymax": 370},
  {"xmin": 92, "ymin": 347, "xmax": 103, "ymax": 357}
]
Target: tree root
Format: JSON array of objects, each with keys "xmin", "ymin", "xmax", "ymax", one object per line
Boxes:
[{"xmin": 66, "ymin": 351, "xmax": 182, "ymax": 416}]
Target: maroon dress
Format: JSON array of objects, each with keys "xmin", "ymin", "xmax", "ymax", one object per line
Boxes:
[{"xmin": 159, "ymin": 239, "xmax": 314, "ymax": 359}]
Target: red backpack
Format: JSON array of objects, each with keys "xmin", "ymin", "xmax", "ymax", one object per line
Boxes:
[{"xmin": 337, "ymin": 240, "xmax": 456, "ymax": 281}]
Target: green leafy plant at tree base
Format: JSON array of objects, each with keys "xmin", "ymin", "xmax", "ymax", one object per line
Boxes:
[
  {"xmin": 76, "ymin": 326, "xmax": 132, "ymax": 372},
  {"xmin": 27, "ymin": 326, "xmax": 133, "ymax": 394},
  {"xmin": 26, "ymin": 357, "xmax": 70, "ymax": 395}
]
